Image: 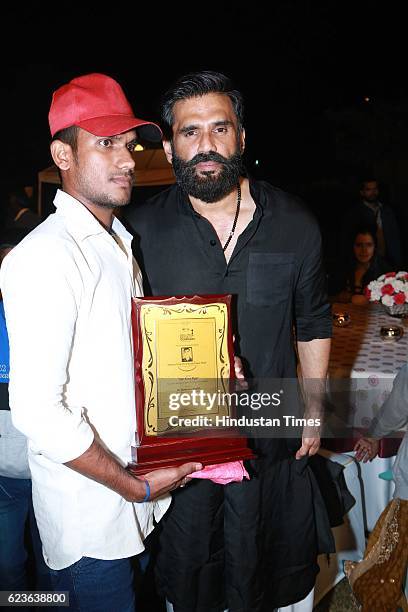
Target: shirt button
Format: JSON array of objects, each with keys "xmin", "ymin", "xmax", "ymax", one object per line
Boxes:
[{"xmin": 210, "ymin": 239, "xmax": 217, "ymax": 246}]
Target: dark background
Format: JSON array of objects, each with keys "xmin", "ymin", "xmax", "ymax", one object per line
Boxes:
[{"xmin": 2, "ymin": 2, "xmax": 407, "ymax": 269}]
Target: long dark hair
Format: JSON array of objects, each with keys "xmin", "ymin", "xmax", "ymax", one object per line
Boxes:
[{"xmin": 345, "ymin": 227, "xmax": 388, "ymax": 291}]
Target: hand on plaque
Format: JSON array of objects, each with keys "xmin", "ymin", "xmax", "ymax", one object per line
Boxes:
[
  {"xmin": 234, "ymin": 356, "xmax": 245, "ymax": 379},
  {"xmin": 144, "ymin": 462, "xmax": 203, "ymax": 499},
  {"xmin": 234, "ymin": 355, "xmax": 248, "ymax": 390}
]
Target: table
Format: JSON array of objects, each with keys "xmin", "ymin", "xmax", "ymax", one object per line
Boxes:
[
  {"xmin": 329, "ymin": 302, "xmax": 407, "ymax": 377},
  {"xmin": 328, "ymin": 302, "xmax": 407, "ymax": 434},
  {"xmin": 326, "ymin": 302, "xmax": 406, "ymax": 525},
  {"xmin": 314, "ymin": 303, "xmax": 407, "ymax": 605}
]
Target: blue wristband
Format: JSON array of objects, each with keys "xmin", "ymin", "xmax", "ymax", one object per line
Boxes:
[{"xmin": 137, "ymin": 477, "xmax": 151, "ymax": 503}]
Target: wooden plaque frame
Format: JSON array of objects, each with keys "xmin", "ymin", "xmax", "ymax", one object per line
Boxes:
[{"xmin": 127, "ymin": 295, "xmax": 254, "ymax": 475}]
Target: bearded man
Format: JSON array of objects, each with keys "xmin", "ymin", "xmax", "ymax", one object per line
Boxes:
[{"xmin": 127, "ymin": 71, "xmax": 332, "ymax": 612}]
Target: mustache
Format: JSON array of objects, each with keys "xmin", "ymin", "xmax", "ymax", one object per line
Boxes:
[
  {"xmin": 186, "ymin": 151, "xmax": 230, "ymax": 168},
  {"xmin": 110, "ymin": 170, "xmax": 134, "ymax": 179}
]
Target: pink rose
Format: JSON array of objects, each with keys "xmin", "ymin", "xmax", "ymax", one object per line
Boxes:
[
  {"xmin": 385, "ymin": 272, "xmax": 396, "ymax": 278},
  {"xmin": 364, "ymin": 287, "xmax": 371, "ymax": 299}
]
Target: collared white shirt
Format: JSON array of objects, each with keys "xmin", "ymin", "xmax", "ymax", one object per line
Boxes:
[{"xmin": 0, "ymin": 190, "xmax": 170, "ymax": 570}]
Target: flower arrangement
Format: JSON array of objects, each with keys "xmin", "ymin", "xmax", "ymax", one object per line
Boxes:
[{"xmin": 365, "ymin": 271, "xmax": 408, "ymax": 315}]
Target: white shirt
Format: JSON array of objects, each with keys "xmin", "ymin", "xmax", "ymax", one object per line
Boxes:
[{"xmin": 0, "ymin": 190, "xmax": 170, "ymax": 570}]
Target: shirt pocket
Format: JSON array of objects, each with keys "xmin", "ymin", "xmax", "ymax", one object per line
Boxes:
[{"xmin": 246, "ymin": 252, "xmax": 295, "ymax": 306}]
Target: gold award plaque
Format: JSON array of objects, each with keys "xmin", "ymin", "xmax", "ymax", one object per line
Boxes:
[{"xmin": 139, "ymin": 302, "xmax": 231, "ymax": 435}]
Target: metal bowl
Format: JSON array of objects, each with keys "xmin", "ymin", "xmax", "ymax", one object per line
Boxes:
[{"xmin": 380, "ymin": 325, "xmax": 404, "ymax": 341}]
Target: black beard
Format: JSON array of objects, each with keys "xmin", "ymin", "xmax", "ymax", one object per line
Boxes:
[
  {"xmin": 171, "ymin": 146, "xmax": 244, "ymax": 203},
  {"xmin": 364, "ymin": 197, "xmax": 379, "ymax": 204}
]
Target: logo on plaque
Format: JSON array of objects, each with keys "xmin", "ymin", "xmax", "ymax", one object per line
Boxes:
[{"xmin": 180, "ymin": 328, "xmax": 195, "ymax": 341}]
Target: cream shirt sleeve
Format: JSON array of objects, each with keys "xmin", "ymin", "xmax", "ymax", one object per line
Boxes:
[{"xmin": 0, "ymin": 236, "xmax": 94, "ymax": 463}]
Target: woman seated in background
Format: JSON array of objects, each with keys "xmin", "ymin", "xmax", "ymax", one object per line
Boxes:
[{"xmin": 329, "ymin": 227, "xmax": 391, "ymax": 305}]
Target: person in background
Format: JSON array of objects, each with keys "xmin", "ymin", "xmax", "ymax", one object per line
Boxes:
[
  {"xmin": 0, "ymin": 73, "xmax": 201, "ymax": 611},
  {"xmin": 330, "ymin": 227, "xmax": 390, "ymax": 305},
  {"xmin": 5, "ymin": 187, "xmax": 40, "ymax": 232},
  {"xmin": 342, "ymin": 178, "xmax": 401, "ymax": 270},
  {"xmin": 0, "ymin": 239, "xmax": 50, "ymax": 590}
]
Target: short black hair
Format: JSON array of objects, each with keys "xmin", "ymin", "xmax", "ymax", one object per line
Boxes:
[
  {"xmin": 51, "ymin": 126, "xmax": 79, "ymax": 154},
  {"xmin": 51, "ymin": 126, "xmax": 79, "ymax": 182},
  {"xmin": 161, "ymin": 71, "xmax": 244, "ymax": 138}
]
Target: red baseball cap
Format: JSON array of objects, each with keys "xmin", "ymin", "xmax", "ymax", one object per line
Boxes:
[{"xmin": 48, "ymin": 73, "xmax": 162, "ymax": 142}]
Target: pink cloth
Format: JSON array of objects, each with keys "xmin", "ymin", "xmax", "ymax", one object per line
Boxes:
[{"xmin": 189, "ymin": 460, "xmax": 250, "ymax": 484}]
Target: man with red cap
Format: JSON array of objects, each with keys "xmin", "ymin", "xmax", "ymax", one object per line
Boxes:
[{"xmin": 0, "ymin": 73, "xmax": 201, "ymax": 610}]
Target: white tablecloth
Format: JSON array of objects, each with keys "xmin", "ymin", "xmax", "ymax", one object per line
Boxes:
[
  {"xmin": 330, "ymin": 302, "xmax": 408, "ymax": 376},
  {"xmin": 329, "ymin": 303, "xmax": 408, "ymax": 429},
  {"xmin": 356, "ymin": 453, "xmax": 395, "ymax": 531}
]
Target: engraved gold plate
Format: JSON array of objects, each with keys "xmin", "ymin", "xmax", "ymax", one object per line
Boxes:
[{"xmin": 139, "ymin": 301, "xmax": 231, "ymax": 435}]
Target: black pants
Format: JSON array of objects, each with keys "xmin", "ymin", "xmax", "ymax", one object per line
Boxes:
[{"xmin": 156, "ymin": 440, "xmax": 319, "ymax": 612}]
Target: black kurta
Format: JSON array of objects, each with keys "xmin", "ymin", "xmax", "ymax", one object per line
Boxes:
[{"xmin": 127, "ymin": 179, "xmax": 333, "ymax": 612}]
